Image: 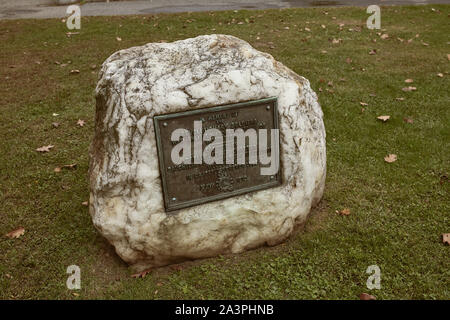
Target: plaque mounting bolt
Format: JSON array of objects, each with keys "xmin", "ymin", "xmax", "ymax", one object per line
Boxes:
[
  {"xmin": 163, "ymin": 122, "xmax": 168, "ymax": 127},
  {"xmin": 172, "ymin": 197, "xmax": 177, "ymax": 201},
  {"xmin": 266, "ymin": 105, "xmax": 270, "ymax": 110}
]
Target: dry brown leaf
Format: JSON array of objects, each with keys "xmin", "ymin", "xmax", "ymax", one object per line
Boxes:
[
  {"xmin": 131, "ymin": 269, "xmax": 151, "ymax": 278},
  {"xmin": 404, "ymin": 79, "xmax": 414, "ymax": 83},
  {"xmin": 36, "ymin": 145, "xmax": 54, "ymax": 152},
  {"xmin": 443, "ymin": 233, "xmax": 450, "ymax": 245},
  {"xmin": 70, "ymin": 69, "xmax": 80, "ymax": 75},
  {"xmin": 402, "ymin": 86, "xmax": 417, "ymax": 92},
  {"xmin": 377, "ymin": 115, "xmax": 390, "ymax": 122},
  {"xmin": 332, "ymin": 38, "xmax": 341, "ymax": 44},
  {"xmin": 82, "ymin": 201, "xmax": 89, "ymax": 206},
  {"xmin": 403, "ymin": 117, "xmax": 414, "ymax": 124},
  {"xmin": 360, "ymin": 102, "xmax": 368, "ymax": 106},
  {"xmin": 345, "ymin": 57, "xmax": 352, "ymax": 64},
  {"xmin": 304, "ymin": 27, "xmax": 311, "ymax": 32},
  {"xmin": 360, "ymin": 293, "xmax": 376, "ymax": 300},
  {"xmin": 437, "ymin": 73, "xmax": 443, "ymax": 78},
  {"xmin": 369, "ymin": 49, "xmax": 377, "ymax": 55},
  {"xmin": 116, "ymin": 37, "xmax": 122, "ymax": 42},
  {"xmin": 338, "ymin": 208, "xmax": 351, "ymax": 216},
  {"xmin": 52, "ymin": 122, "xmax": 60, "ymax": 128},
  {"xmin": 5, "ymin": 227, "xmax": 25, "ymax": 239},
  {"xmin": 384, "ymin": 154, "xmax": 397, "ymax": 163},
  {"xmin": 54, "ymin": 167, "xmax": 61, "ymax": 173},
  {"xmin": 396, "ymin": 97, "xmax": 405, "ymax": 101},
  {"xmin": 380, "ymin": 34, "xmax": 389, "ymax": 40},
  {"xmin": 77, "ymin": 119, "xmax": 86, "ymax": 127}
]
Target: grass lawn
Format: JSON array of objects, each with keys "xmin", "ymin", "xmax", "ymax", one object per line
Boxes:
[{"xmin": 0, "ymin": 4, "xmax": 449, "ymax": 300}]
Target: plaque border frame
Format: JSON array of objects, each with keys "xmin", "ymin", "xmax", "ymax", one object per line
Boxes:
[{"xmin": 153, "ymin": 96, "xmax": 281, "ymax": 212}]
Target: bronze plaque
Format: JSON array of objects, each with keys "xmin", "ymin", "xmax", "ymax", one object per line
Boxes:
[{"xmin": 153, "ymin": 97, "xmax": 281, "ymax": 212}]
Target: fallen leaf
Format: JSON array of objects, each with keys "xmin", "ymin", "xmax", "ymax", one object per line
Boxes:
[
  {"xmin": 402, "ymin": 86, "xmax": 417, "ymax": 92},
  {"xmin": 369, "ymin": 49, "xmax": 377, "ymax": 55},
  {"xmin": 82, "ymin": 201, "xmax": 89, "ymax": 206},
  {"xmin": 332, "ymin": 38, "xmax": 341, "ymax": 44},
  {"xmin": 116, "ymin": 37, "xmax": 122, "ymax": 42},
  {"xmin": 360, "ymin": 102, "xmax": 368, "ymax": 106},
  {"xmin": 437, "ymin": 73, "xmax": 443, "ymax": 78},
  {"xmin": 131, "ymin": 269, "xmax": 151, "ymax": 278},
  {"xmin": 403, "ymin": 117, "xmax": 414, "ymax": 124},
  {"xmin": 54, "ymin": 167, "xmax": 61, "ymax": 173},
  {"xmin": 360, "ymin": 293, "xmax": 376, "ymax": 300},
  {"xmin": 345, "ymin": 57, "xmax": 352, "ymax": 64},
  {"xmin": 72, "ymin": 292, "xmax": 79, "ymax": 297},
  {"xmin": 156, "ymin": 282, "xmax": 164, "ymax": 287},
  {"xmin": 377, "ymin": 115, "xmax": 390, "ymax": 122},
  {"xmin": 404, "ymin": 79, "xmax": 414, "ymax": 83},
  {"xmin": 396, "ymin": 97, "xmax": 405, "ymax": 101},
  {"xmin": 57, "ymin": 163, "xmax": 77, "ymax": 171},
  {"xmin": 442, "ymin": 233, "xmax": 450, "ymax": 245},
  {"xmin": 304, "ymin": 27, "xmax": 311, "ymax": 32},
  {"xmin": 422, "ymin": 42, "xmax": 429, "ymax": 46},
  {"xmin": 77, "ymin": 119, "xmax": 86, "ymax": 127},
  {"xmin": 380, "ymin": 34, "xmax": 389, "ymax": 40},
  {"xmin": 90, "ymin": 64, "xmax": 97, "ymax": 70},
  {"xmin": 5, "ymin": 227, "xmax": 25, "ymax": 239},
  {"xmin": 70, "ymin": 69, "xmax": 80, "ymax": 74},
  {"xmin": 384, "ymin": 154, "xmax": 397, "ymax": 163},
  {"xmin": 52, "ymin": 122, "xmax": 60, "ymax": 128},
  {"xmin": 338, "ymin": 208, "xmax": 351, "ymax": 216},
  {"xmin": 36, "ymin": 145, "xmax": 54, "ymax": 152}
]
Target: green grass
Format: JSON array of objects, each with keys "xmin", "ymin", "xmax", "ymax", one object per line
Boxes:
[{"xmin": 0, "ymin": 5, "xmax": 449, "ymax": 300}]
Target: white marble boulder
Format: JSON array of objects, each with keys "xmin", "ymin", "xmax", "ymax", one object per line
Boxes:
[{"xmin": 89, "ymin": 34, "xmax": 326, "ymax": 271}]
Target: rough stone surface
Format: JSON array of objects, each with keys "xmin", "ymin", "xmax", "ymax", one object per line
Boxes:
[{"xmin": 89, "ymin": 34, "xmax": 326, "ymax": 271}]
